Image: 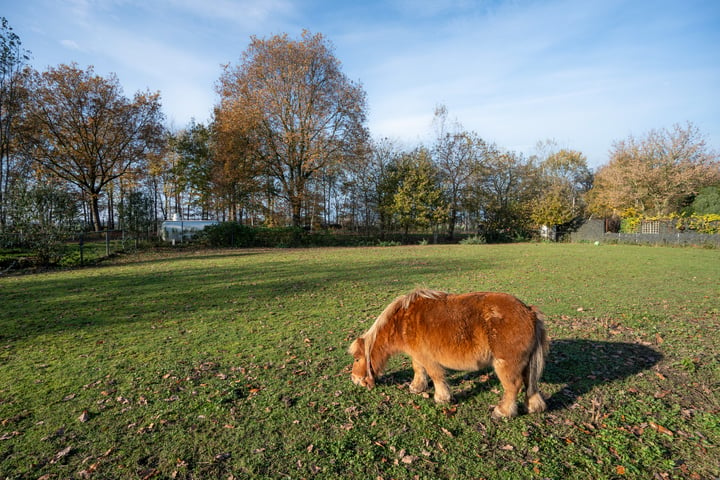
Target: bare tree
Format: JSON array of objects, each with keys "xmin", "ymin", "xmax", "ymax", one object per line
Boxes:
[
  {"xmin": 0, "ymin": 17, "xmax": 30, "ymax": 227},
  {"xmin": 431, "ymin": 105, "xmax": 487, "ymax": 239}
]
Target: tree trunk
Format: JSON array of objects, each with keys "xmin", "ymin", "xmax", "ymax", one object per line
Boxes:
[
  {"xmin": 447, "ymin": 208, "xmax": 458, "ymax": 240},
  {"xmin": 90, "ymin": 194, "xmax": 102, "ymax": 232},
  {"xmin": 107, "ymin": 186, "xmax": 115, "ymax": 230},
  {"xmin": 290, "ymin": 195, "xmax": 303, "ymax": 227},
  {"xmin": 0, "ymin": 153, "xmax": 5, "ymax": 227}
]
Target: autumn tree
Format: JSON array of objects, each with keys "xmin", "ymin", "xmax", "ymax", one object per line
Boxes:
[
  {"xmin": 0, "ymin": 17, "xmax": 30, "ymax": 227},
  {"xmin": 22, "ymin": 64, "xmax": 165, "ymax": 231},
  {"xmin": 215, "ymin": 31, "xmax": 368, "ymax": 227},
  {"xmin": 531, "ymin": 148, "xmax": 592, "ymax": 227},
  {"xmin": 211, "ymin": 117, "xmax": 261, "ymax": 222},
  {"xmin": 587, "ymin": 123, "xmax": 719, "ymax": 216}
]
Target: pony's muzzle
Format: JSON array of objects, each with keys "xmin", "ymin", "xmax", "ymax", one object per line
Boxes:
[{"xmin": 351, "ymin": 374, "xmax": 374, "ymax": 389}]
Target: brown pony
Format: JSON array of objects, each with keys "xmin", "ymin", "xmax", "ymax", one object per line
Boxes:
[{"xmin": 348, "ymin": 289, "xmax": 549, "ymax": 418}]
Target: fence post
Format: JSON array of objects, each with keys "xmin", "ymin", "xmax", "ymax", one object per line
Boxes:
[
  {"xmin": 105, "ymin": 230, "xmax": 110, "ymax": 256},
  {"xmin": 79, "ymin": 233, "xmax": 84, "ymax": 266}
]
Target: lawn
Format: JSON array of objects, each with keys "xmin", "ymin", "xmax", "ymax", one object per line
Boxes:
[{"xmin": 1, "ymin": 243, "xmax": 718, "ymax": 479}]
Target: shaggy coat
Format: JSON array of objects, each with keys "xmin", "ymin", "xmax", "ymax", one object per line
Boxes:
[{"xmin": 349, "ymin": 289, "xmax": 549, "ymax": 418}]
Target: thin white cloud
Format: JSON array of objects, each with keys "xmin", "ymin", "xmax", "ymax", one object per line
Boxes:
[
  {"xmin": 161, "ymin": 0, "xmax": 296, "ymax": 29},
  {"xmin": 60, "ymin": 39, "xmax": 82, "ymax": 51}
]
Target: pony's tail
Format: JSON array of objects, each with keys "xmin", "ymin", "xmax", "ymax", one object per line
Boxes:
[{"xmin": 526, "ymin": 306, "xmax": 549, "ymax": 413}]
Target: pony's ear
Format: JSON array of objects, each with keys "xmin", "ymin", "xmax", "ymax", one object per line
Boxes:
[{"xmin": 348, "ymin": 337, "xmax": 364, "ymax": 357}]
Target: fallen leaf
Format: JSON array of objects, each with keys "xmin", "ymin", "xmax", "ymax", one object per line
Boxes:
[
  {"xmin": 649, "ymin": 422, "xmax": 673, "ymax": 436},
  {"xmin": 78, "ymin": 410, "xmax": 90, "ymax": 423},
  {"xmin": 616, "ymin": 465, "xmax": 626, "ymax": 475},
  {"xmin": 78, "ymin": 462, "xmax": 99, "ymax": 478},
  {"xmin": 441, "ymin": 427, "xmax": 454, "ymax": 438},
  {"xmin": 51, "ymin": 445, "xmax": 72, "ymax": 464},
  {"xmin": 0, "ymin": 431, "xmax": 20, "ymax": 440},
  {"xmin": 500, "ymin": 444, "xmax": 514, "ymax": 451},
  {"xmin": 140, "ymin": 468, "xmax": 159, "ymax": 480},
  {"xmin": 443, "ymin": 406, "xmax": 457, "ymax": 417}
]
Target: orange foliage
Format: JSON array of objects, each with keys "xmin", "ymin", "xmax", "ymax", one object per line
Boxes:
[{"xmin": 214, "ymin": 31, "xmax": 368, "ymax": 226}]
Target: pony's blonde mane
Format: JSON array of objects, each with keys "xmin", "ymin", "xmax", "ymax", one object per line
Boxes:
[{"xmin": 362, "ymin": 289, "xmax": 448, "ymax": 374}]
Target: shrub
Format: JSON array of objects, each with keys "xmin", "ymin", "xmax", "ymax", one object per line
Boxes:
[
  {"xmin": 198, "ymin": 222, "xmax": 258, "ymax": 247},
  {"xmin": 459, "ymin": 235, "xmax": 487, "ymax": 245}
]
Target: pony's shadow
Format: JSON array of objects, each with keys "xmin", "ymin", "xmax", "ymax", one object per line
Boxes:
[
  {"xmin": 542, "ymin": 339, "xmax": 662, "ymax": 411},
  {"xmin": 383, "ymin": 339, "xmax": 662, "ymax": 412}
]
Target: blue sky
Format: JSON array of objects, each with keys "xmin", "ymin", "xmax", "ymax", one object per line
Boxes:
[{"xmin": 4, "ymin": 0, "xmax": 719, "ymax": 168}]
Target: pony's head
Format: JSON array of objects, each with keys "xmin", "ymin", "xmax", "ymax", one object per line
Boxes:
[{"xmin": 348, "ymin": 337, "xmax": 375, "ymax": 389}]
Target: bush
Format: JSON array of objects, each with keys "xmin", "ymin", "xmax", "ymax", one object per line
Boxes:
[
  {"xmin": 459, "ymin": 235, "xmax": 487, "ymax": 245},
  {"xmin": 376, "ymin": 240, "xmax": 401, "ymax": 247},
  {"xmin": 199, "ymin": 222, "xmax": 258, "ymax": 247},
  {"xmin": 198, "ymin": 223, "xmax": 315, "ymax": 248}
]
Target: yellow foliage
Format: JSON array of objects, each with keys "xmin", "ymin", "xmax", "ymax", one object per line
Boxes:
[{"xmin": 620, "ymin": 212, "xmax": 720, "ymax": 234}]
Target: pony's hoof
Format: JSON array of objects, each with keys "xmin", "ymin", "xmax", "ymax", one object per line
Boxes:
[
  {"xmin": 491, "ymin": 405, "xmax": 517, "ymax": 419},
  {"xmin": 527, "ymin": 394, "xmax": 547, "ymax": 414},
  {"xmin": 409, "ymin": 383, "xmax": 427, "ymax": 394},
  {"xmin": 434, "ymin": 393, "xmax": 452, "ymax": 404}
]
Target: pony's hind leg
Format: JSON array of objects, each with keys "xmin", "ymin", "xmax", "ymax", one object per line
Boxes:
[
  {"xmin": 523, "ymin": 364, "xmax": 547, "ymax": 414},
  {"xmin": 409, "ymin": 358, "xmax": 429, "ymax": 394},
  {"xmin": 491, "ymin": 359, "xmax": 522, "ymax": 418}
]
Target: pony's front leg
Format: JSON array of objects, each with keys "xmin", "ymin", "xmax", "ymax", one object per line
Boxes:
[
  {"xmin": 425, "ymin": 363, "xmax": 452, "ymax": 403},
  {"xmin": 409, "ymin": 358, "xmax": 428, "ymax": 394}
]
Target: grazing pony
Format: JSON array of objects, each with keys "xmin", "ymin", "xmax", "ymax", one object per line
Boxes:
[{"xmin": 348, "ymin": 289, "xmax": 548, "ymax": 418}]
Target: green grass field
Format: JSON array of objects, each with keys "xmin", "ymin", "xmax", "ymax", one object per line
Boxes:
[{"xmin": 1, "ymin": 244, "xmax": 718, "ymax": 479}]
